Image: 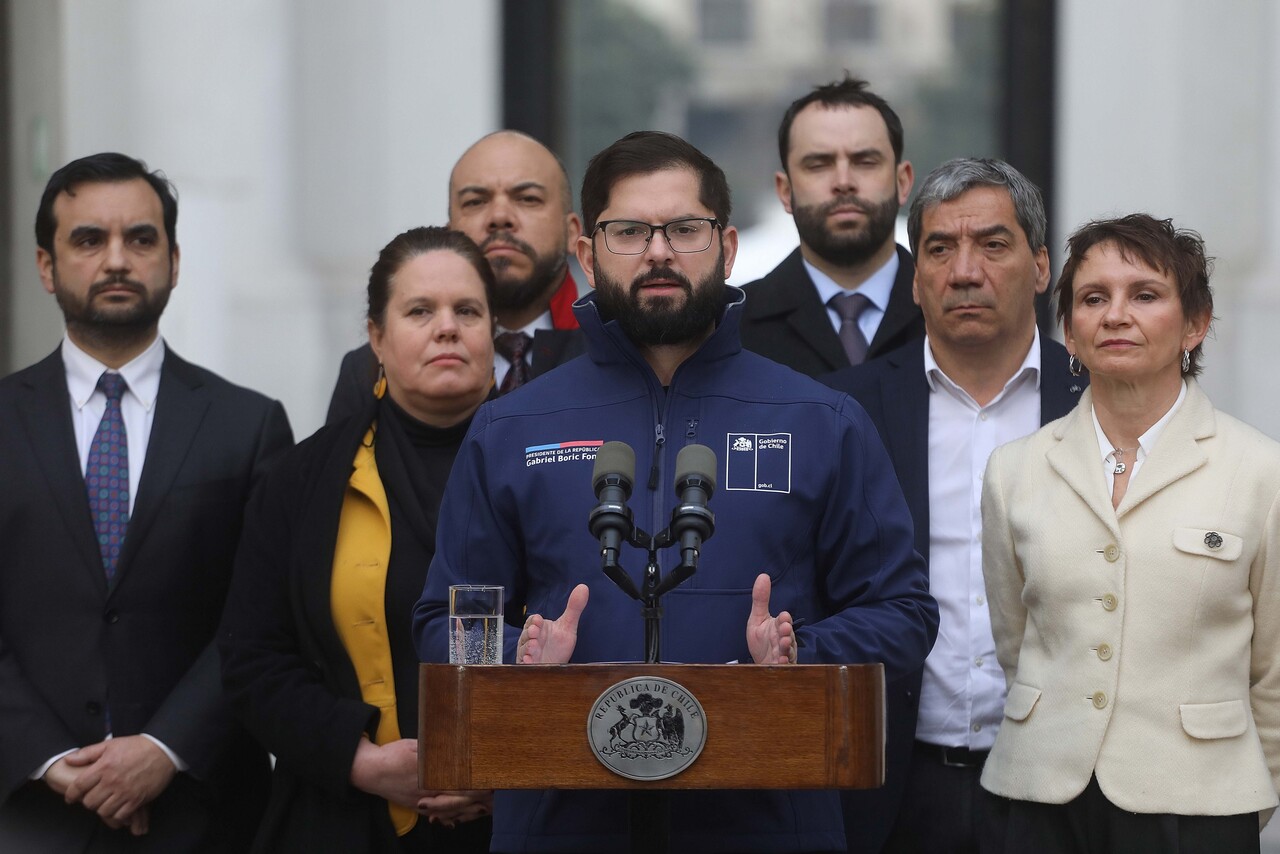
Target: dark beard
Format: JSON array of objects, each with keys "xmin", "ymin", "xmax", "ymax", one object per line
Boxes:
[
  {"xmin": 791, "ymin": 191, "xmax": 899, "ymax": 267},
  {"xmin": 53, "ymin": 269, "xmax": 171, "ymax": 348},
  {"xmin": 479, "ymin": 230, "xmax": 568, "ymax": 318},
  {"xmin": 592, "ymin": 251, "xmax": 727, "ymax": 347}
]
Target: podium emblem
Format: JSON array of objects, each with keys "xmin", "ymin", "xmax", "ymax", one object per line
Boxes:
[{"xmin": 588, "ymin": 676, "xmax": 707, "ymax": 780}]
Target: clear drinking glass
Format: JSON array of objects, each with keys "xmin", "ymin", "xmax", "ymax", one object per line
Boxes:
[{"xmin": 448, "ymin": 584, "xmax": 504, "ymax": 665}]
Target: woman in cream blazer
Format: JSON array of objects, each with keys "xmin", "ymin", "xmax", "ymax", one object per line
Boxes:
[{"xmin": 981, "ymin": 214, "xmax": 1280, "ymax": 853}]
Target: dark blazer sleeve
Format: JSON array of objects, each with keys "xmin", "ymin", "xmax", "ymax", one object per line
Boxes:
[
  {"xmin": 220, "ymin": 430, "xmax": 381, "ymax": 796},
  {"xmin": 144, "ymin": 400, "xmax": 293, "ymax": 779},
  {"xmin": 0, "ymin": 638, "xmax": 81, "ymax": 800},
  {"xmin": 326, "ymin": 345, "xmax": 377, "ymax": 427}
]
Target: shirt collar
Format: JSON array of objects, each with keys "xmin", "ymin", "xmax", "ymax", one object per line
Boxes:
[
  {"xmin": 497, "ymin": 309, "xmax": 553, "ymax": 338},
  {"xmin": 62, "ymin": 333, "xmax": 166, "ymax": 412},
  {"xmin": 802, "ymin": 249, "xmax": 900, "ymax": 313},
  {"xmin": 1092, "ymin": 378, "xmax": 1187, "ymax": 465},
  {"xmin": 923, "ymin": 327, "xmax": 1042, "ymax": 400}
]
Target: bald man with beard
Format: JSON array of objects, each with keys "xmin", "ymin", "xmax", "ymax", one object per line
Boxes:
[{"xmin": 326, "ymin": 132, "xmax": 585, "ymax": 423}]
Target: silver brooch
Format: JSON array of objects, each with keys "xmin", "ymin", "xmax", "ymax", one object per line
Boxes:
[{"xmin": 1204, "ymin": 532, "xmax": 1224, "ymax": 549}]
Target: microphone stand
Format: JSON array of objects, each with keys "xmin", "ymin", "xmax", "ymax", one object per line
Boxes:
[
  {"xmin": 592, "ymin": 444, "xmax": 714, "ymax": 854},
  {"xmin": 606, "ymin": 527, "xmax": 701, "ymax": 854}
]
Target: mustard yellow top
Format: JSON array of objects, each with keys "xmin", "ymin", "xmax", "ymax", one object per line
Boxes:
[{"xmin": 330, "ymin": 427, "xmax": 416, "ymax": 836}]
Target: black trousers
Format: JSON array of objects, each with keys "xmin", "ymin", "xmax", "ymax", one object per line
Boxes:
[
  {"xmin": 994, "ymin": 774, "xmax": 1258, "ymax": 854},
  {"xmin": 880, "ymin": 741, "xmax": 1004, "ymax": 854}
]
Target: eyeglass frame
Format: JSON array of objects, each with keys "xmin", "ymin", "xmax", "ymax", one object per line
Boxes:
[{"xmin": 592, "ymin": 217, "xmax": 723, "ymax": 255}]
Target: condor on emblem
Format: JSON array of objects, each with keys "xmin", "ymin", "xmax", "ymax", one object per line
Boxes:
[{"xmin": 587, "ymin": 676, "xmax": 707, "ymax": 781}]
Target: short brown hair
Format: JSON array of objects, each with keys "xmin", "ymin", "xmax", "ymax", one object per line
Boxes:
[{"xmin": 1056, "ymin": 214, "xmax": 1214, "ymax": 377}]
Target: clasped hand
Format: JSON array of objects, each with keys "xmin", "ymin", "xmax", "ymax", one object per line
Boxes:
[
  {"xmin": 350, "ymin": 737, "xmax": 492, "ymax": 825},
  {"xmin": 516, "ymin": 574, "xmax": 797, "ymax": 665},
  {"xmin": 44, "ymin": 734, "xmax": 177, "ymax": 836}
]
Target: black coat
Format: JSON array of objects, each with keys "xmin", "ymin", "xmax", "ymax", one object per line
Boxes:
[
  {"xmin": 0, "ymin": 347, "xmax": 292, "ymax": 853},
  {"xmin": 738, "ymin": 245, "xmax": 924, "ymax": 377},
  {"xmin": 219, "ymin": 406, "xmax": 488, "ymax": 853},
  {"xmin": 823, "ymin": 336, "xmax": 1087, "ymax": 852}
]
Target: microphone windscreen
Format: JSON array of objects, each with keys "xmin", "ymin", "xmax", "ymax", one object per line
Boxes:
[
  {"xmin": 675, "ymin": 444, "xmax": 717, "ymax": 494},
  {"xmin": 592, "ymin": 441, "xmax": 636, "ymax": 494}
]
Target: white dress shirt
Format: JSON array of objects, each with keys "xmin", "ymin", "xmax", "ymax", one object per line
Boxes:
[
  {"xmin": 63, "ymin": 334, "xmax": 165, "ymax": 515},
  {"xmin": 494, "ymin": 310, "xmax": 553, "ymax": 387},
  {"xmin": 917, "ymin": 331, "xmax": 1042, "ymax": 749},
  {"xmin": 1092, "ymin": 379, "xmax": 1187, "ymax": 493},
  {"xmin": 803, "ymin": 250, "xmax": 899, "ymax": 345},
  {"xmin": 32, "ymin": 333, "xmax": 186, "ymax": 779}
]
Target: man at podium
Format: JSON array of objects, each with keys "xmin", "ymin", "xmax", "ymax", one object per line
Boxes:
[{"xmin": 414, "ymin": 131, "xmax": 938, "ymax": 853}]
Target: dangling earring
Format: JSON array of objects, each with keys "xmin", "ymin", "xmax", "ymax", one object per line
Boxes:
[
  {"xmin": 1181, "ymin": 349, "xmax": 1191, "ymax": 374},
  {"xmin": 373, "ymin": 363, "xmax": 387, "ymax": 399},
  {"xmin": 1068, "ymin": 354, "xmax": 1083, "ymax": 377}
]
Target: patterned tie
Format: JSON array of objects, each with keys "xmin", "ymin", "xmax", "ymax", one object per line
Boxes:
[
  {"xmin": 87, "ymin": 372, "xmax": 129, "ymax": 580},
  {"xmin": 829, "ymin": 292, "xmax": 872, "ymax": 367},
  {"xmin": 495, "ymin": 331, "xmax": 532, "ymax": 393}
]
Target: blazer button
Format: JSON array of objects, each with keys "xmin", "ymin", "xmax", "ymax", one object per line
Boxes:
[
  {"xmin": 1103, "ymin": 544, "xmax": 1121, "ymax": 562},
  {"xmin": 104, "ymin": 609, "xmax": 119, "ymax": 624},
  {"xmin": 85, "ymin": 701, "xmax": 102, "ymax": 717},
  {"xmin": 1091, "ymin": 691, "xmax": 1108, "ymax": 709},
  {"xmin": 1096, "ymin": 643, "xmax": 1113, "ymax": 661},
  {"xmin": 1101, "ymin": 593, "xmax": 1118, "ymax": 611}
]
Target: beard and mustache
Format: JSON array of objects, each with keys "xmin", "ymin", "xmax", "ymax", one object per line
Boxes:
[
  {"xmin": 791, "ymin": 191, "xmax": 899, "ymax": 267},
  {"xmin": 592, "ymin": 249, "xmax": 728, "ymax": 348},
  {"xmin": 52, "ymin": 269, "xmax": 173, "ymax": 341},
  {"xmin": 478, "ymin": 229, "xmax": 568, "ymax": 318}
]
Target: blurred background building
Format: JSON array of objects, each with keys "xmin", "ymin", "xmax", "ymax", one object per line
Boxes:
[{"xmin": 4, "ymin": 0, "xmax": 1277, "ymax": 449}]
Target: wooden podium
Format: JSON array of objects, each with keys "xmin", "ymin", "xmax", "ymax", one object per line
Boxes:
[{"xmin": 419, "ymin": 662, "xmax": 885, "ymax": 790}]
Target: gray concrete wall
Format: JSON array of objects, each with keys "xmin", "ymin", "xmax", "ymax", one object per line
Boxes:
[
  {"xmin": 1059, "ymin": 0, "xmax": 1280, "ymax": 438},
  {"xmin": 6, "ymin": 0, "xmax": 498, "ymax": 437}
]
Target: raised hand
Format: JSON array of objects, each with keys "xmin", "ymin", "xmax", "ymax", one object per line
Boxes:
[
  {"xmin": 517, "ymin": 584, "xmax": 589, "ymax": 664},
  {"xmin": 746, "ymin": 573, "xmax": 797, "ymax": 665}
]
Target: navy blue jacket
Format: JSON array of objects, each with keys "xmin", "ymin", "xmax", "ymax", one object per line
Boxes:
[
  {"xmin": 414, "ymin": 288, "xmax": 938, "ymax": 853},
  {"xmin": 823, "ymin": 335, "xmax": 1086, "ymax": 852}
]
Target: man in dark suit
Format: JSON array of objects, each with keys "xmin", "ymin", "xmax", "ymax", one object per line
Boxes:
[
  {"xmin": 825, "ymin": 159, "xmax": 1086, "ymax": 853},
  {"xmin": 327, "ymin": 131, "xmax": 585, "ymax": 422},
  {"xmin": 0, "ymin": 152, "xmax": 293, "ymax": 851},
  {"xmin": 739, "ymin": 75, "xmax": 924, "ymax": 376}
]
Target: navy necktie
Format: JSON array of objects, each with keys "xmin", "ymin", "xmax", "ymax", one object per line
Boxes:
[
  {"xmin": 829, "ymin": 292, "xmax": 872, "ymax": 366},
  {"xmin": 87, "ymin": 372, "xmax": 129, "ymax": 579}
]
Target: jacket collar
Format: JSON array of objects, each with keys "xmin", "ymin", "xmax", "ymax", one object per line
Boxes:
[
  {"xmin": 1047, "ymin": 379, "xmax": 1214, "ymax": 528},
  {"xmin": 573, "ymin": 285, "xmax": 746, "ymax": 375}
]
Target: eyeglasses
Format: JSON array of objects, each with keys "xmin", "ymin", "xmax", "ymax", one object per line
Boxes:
[{"xmin": 593, "ymin": 217, "xmax": 721, "ymax": 255}]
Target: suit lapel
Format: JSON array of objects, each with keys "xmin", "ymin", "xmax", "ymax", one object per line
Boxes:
[
  {"xmin": 1046, "ymin": 390, "xmax": 1122, "ymax": 540},
  {"xmin": 300, "ymin": 420, "xmax": 373, "ymax": 698},
  {"xmin": 116, "ymin": 351, "xmax": 210, "ymax": 585},
  {"xmin": 530, "ymin": 328, "xmax": 582, "ymax": 377},
  {"xmin": 874, "ymin": 346, "xmax": 931, "ymax": 561},
  {"xmin": 868, "ymin": 246, "xmax": 919, "ymax": 357},
  {"xmin": 1039, "ymin": 339, "xmax": 1087, "ymax": 424},
  {"xmin": 776, "ymin": 253, "xmax": 848, "ymax": 372},
  {"xmin": 17, "ymin": 350, "xmax": 108, "ymax": 593},
  {"xmin": 1115, "ymin": 381, "xmax": 1213, "ymax": 518}
]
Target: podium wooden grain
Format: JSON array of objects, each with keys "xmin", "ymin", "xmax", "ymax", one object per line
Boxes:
[{"xmin": 419, "ymin": 663, "xmax": 884, "ymax": 790}]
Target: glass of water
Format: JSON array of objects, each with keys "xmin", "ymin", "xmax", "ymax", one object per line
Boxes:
[{"xmin": 448, "ymin": 584, "xmax": 504, "ymax": 665}]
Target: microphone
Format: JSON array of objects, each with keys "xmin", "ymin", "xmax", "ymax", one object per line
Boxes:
[
  {"xmin": 588, "ymin": 441, "xmax": 640, "ymax": 599},
  {"xmin": 670, "ymin": 444, "xmax": 716, "ymax": 572}
]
